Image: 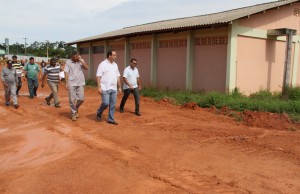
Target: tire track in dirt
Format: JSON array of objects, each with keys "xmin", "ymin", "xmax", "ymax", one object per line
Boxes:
[
  {"xmin": 30, "ymin": 107, "xmax": 248, "ymax": 194},
  {"xmin": 0, "ymin": 96, "xmax": 248, "ymax": 193}
]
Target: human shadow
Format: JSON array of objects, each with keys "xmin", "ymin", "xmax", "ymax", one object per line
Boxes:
[{"xmin": 58, "ymin": 111, "xmax": 71, "ymax": 119}]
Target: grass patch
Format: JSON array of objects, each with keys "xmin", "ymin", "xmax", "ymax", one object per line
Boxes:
[
  {"xmin": 85, "ymin": 79, "xmax": 97, "ymax": 87},
  {"xmin": 141, "ymin": 87, "xmax": 300, "ymax": 122}
]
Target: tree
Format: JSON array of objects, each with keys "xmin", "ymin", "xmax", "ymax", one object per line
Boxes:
[{"xmin": 7, "ymin": 41, "xmax": 76, "ymax": 58}]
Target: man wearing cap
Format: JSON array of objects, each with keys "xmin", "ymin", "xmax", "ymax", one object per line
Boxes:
[
  {"xmin": 41, "ymin": 58, "xmax": 61, "ymax": 108},
  {"xmin": 1, "ymin": 60, "xmax": 19, "ymax": 108},
  {"xmin": 24, "ymin": 57, "xmax": 40, "ymax": 99},
  {"xmin": 11, "ymin": 55, "xmax": 23, "ymax": 96}
]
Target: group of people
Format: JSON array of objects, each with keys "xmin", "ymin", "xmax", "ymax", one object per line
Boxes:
[
  {"xmin": 1, "ymin": 56, "xmax": 40, "ymax": 108},
  {"xmin": 1, "ymin": 50, "xmax": 142, "ymax": 125}
]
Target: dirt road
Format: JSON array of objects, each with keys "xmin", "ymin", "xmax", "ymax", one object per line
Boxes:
[{"xmin": 0, "ymin": 79, "xmax": 300, "ymax": 194}]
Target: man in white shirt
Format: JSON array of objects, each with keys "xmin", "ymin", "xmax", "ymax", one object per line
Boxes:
[
  {"xmin": 119, "ymin": 58, "xmax": 142, "ymax": 116},
  {"xmin": 96, "ymin": 50, "xmax": 122, "ymax": 125}
]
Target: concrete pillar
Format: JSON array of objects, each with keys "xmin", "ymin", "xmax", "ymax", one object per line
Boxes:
[
  {"xmin": 88, "ymin": 42, "xmax": 93, "ymax": 79},
  {"xmin": 226, "ymin": 21, "xmax": 238, "ymax": 92},
  {"xmin": 124, "ymin": 37, "xmax": 130, "ymax": 68},
  {"xmin": 103, "ymin": 40, "xmax": 109, "ymax": 60},
  {"xmin": 292, "ymin": 36, "xmax": 300, "ymax": 86},
  {"xmin": 151, "ymin": 34, "xmax": 157, "ymax": 88},
  {"xmin": 186, "ymin": 30, "xmax": 194, "ymax": 90}
]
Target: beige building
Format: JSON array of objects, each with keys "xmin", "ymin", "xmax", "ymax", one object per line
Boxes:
[{"xmin": 67, "ymin": 0, "xmax": 300, "ymax": 94}]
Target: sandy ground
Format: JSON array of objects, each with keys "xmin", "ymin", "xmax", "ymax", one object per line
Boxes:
[{"xmin": 0, "ymin": 77, "xmax": 300, "ymax": 194}]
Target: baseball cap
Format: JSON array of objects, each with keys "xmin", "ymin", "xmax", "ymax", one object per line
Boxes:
[{"xmin": 12, "ymin": 55, "xmax": 17, "ymax": 59}]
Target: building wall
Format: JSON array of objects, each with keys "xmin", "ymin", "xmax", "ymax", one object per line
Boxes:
[
  {"xmin": 236, "ymin": 36, "xmax": 286, "ymax": 94},
  {"xmin": 81, "ymin": 54, "xmax": 89, "ymax": 79},
  {"xmin": 130, "ymin": 43, "xmax": 151, "ymax": 87},
  {"xmin": 114, "ymin": 49, "xmax": 125, "ymax": 78},
  {"xmin": 193, "ymin": 27, "xmax": 228, "ymax": 92},
  {"xmin": 193, "ymin": 44, "xmax": 227, "ymax": 92},
  {"xmin": 296, "ymin": 47, "xmax": 300, "ymax": 86},
  {"xmin": 156, "ymin": 32, "xmax": 187, "ymax": 90},
  {"xmin": 92, "ymin": 53, "xmax": 104, "ymax": 80},
  {"xmin": 239, "ymin": 2, "xmax": 300, "ymax": 33}
]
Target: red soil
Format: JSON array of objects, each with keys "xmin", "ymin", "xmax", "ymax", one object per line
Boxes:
[{"xmin": 0, "ymin": 73, "xmax": 300, "ymax": 193}]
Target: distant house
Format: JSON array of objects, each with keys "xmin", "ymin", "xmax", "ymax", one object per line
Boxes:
[
  {"xmin": 67, "ymin": 0, "xmax": 300, "ymax": 94},
  {"xmin": 0, "ymin": 44, "xmax": 5, "ymax": 55}
]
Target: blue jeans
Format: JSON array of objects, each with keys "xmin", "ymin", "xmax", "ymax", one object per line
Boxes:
[
  {"xmin": 27, "ymin": 77, "xmax": 38, "ymax": 98},
  {"xmin": 97, "ymin": 90, "xmax": 117, "ymax": 122}
]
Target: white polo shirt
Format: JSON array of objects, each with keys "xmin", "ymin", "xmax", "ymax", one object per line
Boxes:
[
  {"xmin": 96, "ymin": 59, "xmax": 120, "ymax": 91},
  {"xmin": 123, "ymin": 66, "xmax": 139, "ymax": 90}
]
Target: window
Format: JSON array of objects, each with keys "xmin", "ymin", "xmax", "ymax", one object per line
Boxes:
[
  {"xmin": 93, "ymin": 46, "xmax": 104, "ymax": 54},
  {"xmin": 294, "ymin": 8, "xmax": 300, "ymax": 17},
  {"xmin": 195, "ymin": 36, "xmax": 228, "ymax": 46},
  {"xmin": 79, "ymin": 47, "xmax": 89, "ymax": 54}
]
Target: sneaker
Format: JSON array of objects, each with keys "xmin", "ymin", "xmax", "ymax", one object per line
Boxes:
[
  {"xmin": 54, "ymin": 103, "xmax": 61, "ymax": 108},
  {"xmin": 120, "ymin": 108, "xmax": 124, "ymax": 113},
  {"xmin": 71, "ymin": 114, "xmax": 77, "ymax": 121},
  {"xmin": 96, "ymin": 113, "xmax": 101, "ymax": 121},
  {"xmin": 45, "ymin": 97, "xmax": 50, "ymax": 105},
  {"xmin": 5, "ymin": 102, "xmax": 10, "ymax": 106},
  {"xmin": 135, "ymin": 111, "xmax": 141, "ymax": 116},
  {"xmin": 108, "ymin": 120, "xmax": 118, "ymax": 125},
  {"xmin": 75, "ymin": 112, "xmax": 79, "ymax": 118},
  {"xmin": 14, "ymin": 104, "xmax": 19, "ymax": 109}
]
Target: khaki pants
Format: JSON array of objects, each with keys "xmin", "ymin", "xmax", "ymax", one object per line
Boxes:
[
  {"xmin": 4, "ymin": 84, "xmax": 18, "ymax": 105},
  {"xmin": 47, "ymin": 80, "xmax": 59, "ymax": 105},
  {"xmin": 68, "ymin": 86, "xmax": 84, "ymax": 115}
]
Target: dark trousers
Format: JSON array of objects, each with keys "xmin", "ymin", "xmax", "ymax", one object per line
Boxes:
[
  {"xmin": 27, "ymin": 78, "xmax": 38, "ymax": 98},
  {"xmin": 120, "ymin": 88, "xmax": 140, "ymax": 112},
  {"xmin": 16, "ymin": 77, "xmax": 22, "ymax": 95}
]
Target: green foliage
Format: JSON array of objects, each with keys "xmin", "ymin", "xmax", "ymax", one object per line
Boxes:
[
  {"xmin": 282, "ymin": 86, "xmax": 300, "ymax": 100},
  {"xmin": 7, "ymin": 41, "xmax": 76, "ymax": 58},
  {"xmin": 85, "ymin": 79, "xmax": 97, "ymax": 87},
  {"xmin": 141, "ymin": 87, "xmax": 300, "ymax": 119}
]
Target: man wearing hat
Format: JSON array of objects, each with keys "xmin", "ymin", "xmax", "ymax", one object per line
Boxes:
[
  {"xmin": 11, "ymin": 55, "xmax": 23, "ymax": 96},
  {"xmin": 1, "ymin": 60, "xmax": 19, "ymax": 108}
]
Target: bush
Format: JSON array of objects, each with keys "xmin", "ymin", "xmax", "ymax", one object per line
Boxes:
[
  {"xmin": 140, "ymin": 87, "xmax": 300, "ymax": 119},
  {"xmin": 85, "ymin": 79, "xmax": 97, "ymax": 87},
  {"xmin": 283, "ymin": 86, "xmax": 300, "ymax": 100}
]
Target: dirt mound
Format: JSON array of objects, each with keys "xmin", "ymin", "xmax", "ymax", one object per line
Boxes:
[
  {"xmin": 208, "ymin": 106, "xmax": 298, "ymax": 130},
  {"xmin": 157, "ymin": 97, "xmax": 177, "ymax": 105},
  {"xmin": 181, "ymin": 102, "xmax": 199, "ymax": 110},
  {"xmin": 242, "ymin": 111, "xmax": 296, "ymax": 130}
]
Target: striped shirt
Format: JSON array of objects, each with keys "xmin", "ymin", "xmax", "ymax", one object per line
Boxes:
[
  {"xmin": 44, "ymin": 64, "xmax": 61, "ymax": 83},
  {"xmin": 12, "ymin": 62, "xmax": 23, "ymax": 77}
]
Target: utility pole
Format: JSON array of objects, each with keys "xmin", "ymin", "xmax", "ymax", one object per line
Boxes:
[
  {"xmin": 23, "ymin": 37, "xmax": 28, "ymax": 55},
  {"xmin": 16, "ymin": 42, "xmax": 19, "ymax": 55},
  {"xmin": 46, "ymin": 40, "xmax": 49, "ymax": 61}
]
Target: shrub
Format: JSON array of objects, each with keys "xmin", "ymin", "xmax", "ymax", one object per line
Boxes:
[{"xmin": 85, "ymin": 79, "xmax": 97, "ymax": 87}]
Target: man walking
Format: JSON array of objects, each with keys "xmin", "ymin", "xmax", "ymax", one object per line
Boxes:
[
  {"xmin": 41, "ymin": 58, "xmax": 61, "ymax": 108},
  {"xmin": 11, "ymin": 55, "xmax": 23, "ymax": 96},
  {"xmin": 24, "ymin": 57, "xmax": 40, "ymax": 98},
  {"xmin": 64, "ymin": 52, "xmax": 88, "ymax": 121},
  {"xmin": 96, "ymin": 50, "xmax": 122, "ymax": 125},
  {"xmin": 1, "ymin": 60, "xmax": 19, "ymax": 108},
  {"xmin": 119, "ymin": 58, "xmax": 142, "ymax": 116}
]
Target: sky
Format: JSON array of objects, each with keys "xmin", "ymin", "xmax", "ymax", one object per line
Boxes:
[{"xmin": 0, "ymin": 0, "xmax": 277, "ymax": 45}]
